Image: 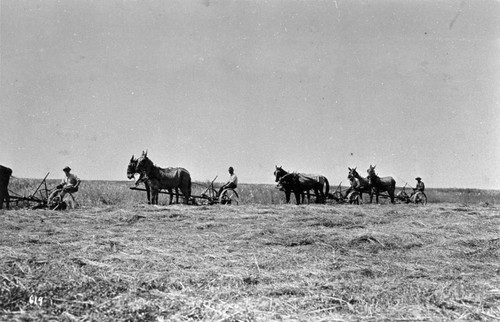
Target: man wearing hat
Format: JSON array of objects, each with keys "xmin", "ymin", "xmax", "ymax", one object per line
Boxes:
[
  {"xmin": 414, "ymin": 177, "xmax": 425, "ymax": 193},
  {"xmin": 57, "ymin": 166, "xmax": 81, "ymax": 200},
  {"xmin": 218, "ymin": 166, "xmax": 238, "ymax": 196}
]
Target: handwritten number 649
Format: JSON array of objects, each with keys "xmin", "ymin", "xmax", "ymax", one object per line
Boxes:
[{"xmin": 29, "ymin": 295, "xmax": 43, "ymax": 306}]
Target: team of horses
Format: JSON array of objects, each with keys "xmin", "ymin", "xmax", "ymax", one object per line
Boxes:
[
  {"xmin": 0, "ymin": 155, "xmax": 397, "ymax": 208},
  {"xmin": 127, "ymin": 151, "xmax": 192, "ymax": 205},
  {"xmin": 274, "ymin": 164, "xmax": 396, "ymax": 205}
]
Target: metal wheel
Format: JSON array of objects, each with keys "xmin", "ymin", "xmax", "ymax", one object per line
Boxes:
[
  {"xmin": 414, "ymin": 192, "xmax": 427, "ymax": 205},
  {"xmin": 347, "ymin": 191, "xmax": 360, "ymax": 205},
  {"xmin": 47, "ymin": 189, "xmax": 63, "ymax": 209},
  {"xmin": 47, "ymin": 189, "xmax": 76, "ymax": 210},
  {"xmin": 219, "ymin": 189, "xmax": 239, "ymax": 205}
]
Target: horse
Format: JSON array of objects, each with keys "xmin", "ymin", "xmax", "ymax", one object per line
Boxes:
[
  {"xmin": 345, "ymin": 167, "xmax": 373, "ymax": 203},
  {"xmin": 274, "ymin": 166, "xmax": 329, "ymax": 204},
  {"xmin": 274, "ymin": 166, "xmax": 316, "ymax": 204},
  {"xmin": 127, "ymin": 156, "xmax": 152, "ymax": 204},
  {"xmin": 275, "ymin": 168, "xmax": 310, "ymax": 204},
  {"xmin": 0, "ymin": 165, "xmax": 12, "ymax": 209},
  {"xmin": 135, "ymin": 151, "xmax": 192, "ymax": 205},
  {"xmin": 366, "ymin": 165, "xmax": 396, "ymax": 204},
  {"xmin": 276, "ymin": 173, "xmax": 305, "ymax": 205}
]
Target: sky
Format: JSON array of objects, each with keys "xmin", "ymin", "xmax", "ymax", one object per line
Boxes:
[{"xmin": 1, "ymin": 0, "xmax": 499, "ymax": 189}]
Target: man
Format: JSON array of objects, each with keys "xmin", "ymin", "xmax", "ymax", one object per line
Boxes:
[
  {"xmin": 57, "ymin": 166, "xmax": 81, "ymax": 201},
  {"xmin": 218, "ymin": 166, "xmax": 238, "ymax": 196},
  {"xmin": 414, "ymin": 177, "xmax": 425, "ymax": 193}
]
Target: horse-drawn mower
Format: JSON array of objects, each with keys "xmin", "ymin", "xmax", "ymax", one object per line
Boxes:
[
  {"xmin": 328, "ymin": 182, "xmax": 361, "ymax": 205},
  {"xmin": 8, "ymin": 173, "xmax": 77, "ymax": 210},
  {"xmin": 130, "ymin": 176, "xmax": 239, "ymax": 206},
  {"xmin": 395, "ymin": 184, "xmax": 427, "ymax": 205}
]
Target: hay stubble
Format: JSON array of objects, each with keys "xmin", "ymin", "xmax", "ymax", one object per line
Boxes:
[{"xmin": 1, "ymin": 203, "xmax": 500, "ymax": 321}]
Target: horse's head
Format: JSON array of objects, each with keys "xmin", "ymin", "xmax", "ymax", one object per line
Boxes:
[
  {"xmin": 277, "ymin": 173, "xmax": 296, "ymax": 190},
  {"xmin": 274, "ymin": 166, "xmax": 287, "ymax": 182},
  {"xmin": 366, "ymin": 165, "xmax": 377, "ymax": 185},
  {"xmin": 136, "ymin": 151, "xmax": 153, "ymax": 174},
  {"xmin": 367, "ymin": 165, "xmax": 376, "ymax": 176},
  {"xmin": 127, "ymin": 155, "xmax": 138, "ymax": 180},
  {"xmin": 134, "ymin": 171, "xmax": 149, "ymax": 186},
  {"xmin": 348, "ymin": 167, "xmax": 359, "ymax": 180}
]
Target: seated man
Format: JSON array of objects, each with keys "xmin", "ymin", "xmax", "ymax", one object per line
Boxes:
[
  {"xmin": 412, "ymin": 177, "xmax": 425, "ymax": 194},
  {"xmin": 57, "ymin": 166, "xmax": 81, "ymax": 201},
  {"xmin": 218, "ymin": 166, "xmax": 238, "ymax": 196},
  {"xmin": 409, "ymin": 177, "xmax": 425, "ymax": 202}
]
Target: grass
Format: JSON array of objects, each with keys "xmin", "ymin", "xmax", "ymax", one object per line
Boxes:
[
  {"xmin": 1, "ymin": 178, "xmax": 500, "ymax": 321},
  {"xmin": 1, "ymin": 202, "xmax": 500, "ymax": 321},
  {"xmin": 6, "ymin": 177, "xmax": 500, "ymax": 208}
]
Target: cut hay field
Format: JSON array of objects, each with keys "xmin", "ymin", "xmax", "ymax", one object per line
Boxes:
[{"xmin": 1, "ymin": 180, "xmax": 500, "ymax": 321}]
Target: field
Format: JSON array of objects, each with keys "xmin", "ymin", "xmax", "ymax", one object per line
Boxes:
[{"xmin": 1, "ymin": 179, "xmax": 500, "ymax": 321}]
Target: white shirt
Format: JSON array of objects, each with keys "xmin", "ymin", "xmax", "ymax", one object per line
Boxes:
[
  {"xmin": 229, "ymin": 173, "xmax": 238, "ymax": 186},
  {"xmin": 62, "ymin": 173, "xmax": 80, "ymax": 187}
]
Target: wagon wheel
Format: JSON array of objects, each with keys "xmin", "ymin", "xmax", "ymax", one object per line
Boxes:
[
  {"xmin": 47, "ymin": 189, "xmax": 76, "ymax": 210},
  {"xmin": 347, "ymin": 191, "xmax": 360, "ymax": 205},
  {"xmin": 413, "ymin": 192, "xmax": 427, "ymax": 205},
  {"xmin": 47, "ymin": 189, "xmax": 63, "ymax": 209},
  {"xmin": 219, "ymin": 189, "xmax": 239, "ymax": 205}
]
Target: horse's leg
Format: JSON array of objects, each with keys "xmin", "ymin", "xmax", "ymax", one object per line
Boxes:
[
  {"xmin": 301, "ymin": 190, "xmax": 308, "ymax": 204},
  {"xmin": 294, "ymin": 191, "xmax": 301, "ymax": 205},
  {"xmin": 319, "ymin": 185, "xmax": 325, "ymax": 203},
  {"xmin": 145, "ymin": 181, "xmax": 151, "ymax": 204},
  {"xmin": 152, "ymin": 188, "xmax": 158, "ymax": 205},
  {"xmin": 324, "ymin": 178, "xmax": 329, "ymax": 203},
  {"xmin": 175, "ymin": 188, "xmax": 179, "ymax": 204},
  {"xmin": 0, "ymin": 188, "xmax": 6, "ymax": 209},
  {"xmin": 167, "ymin": 189, "xmax": 173, "ymax": 205},
  {"xmin": 314, "ymin": 189, "xmax": 320, "ymax": 203},
  {"xmin": 177, "ymin": 175, "xmax": 191, "ymax": 205},
  {"xmin": 285, "ymin": 190, "xmax": 291, "ymax": 203}
]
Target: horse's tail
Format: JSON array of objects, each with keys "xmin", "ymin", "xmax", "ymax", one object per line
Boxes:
[
  {"xmin": 183, "ymin": 170, "xmax": 192, "ymax": 198},
  {"xmin": 390, "ymin": 177, "xmax": 396, "ymax": 193},
  {"xmin": 324, "ymin": 177, "xmax": 330, "ymax": 196},
  {"xmin": 186, "ymin": 175, "xmax": 192, "ymax": 197}
]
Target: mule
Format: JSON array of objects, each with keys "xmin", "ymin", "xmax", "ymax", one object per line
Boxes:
[
  {"xmin": 135, "ymin": 151, "xmax": 192, "ymax": 205},
  {"xmin": 127, "ymin": 156, "xmax": 152, "ymax": 204},
  {"xmin": 0, "ymin": 165, "xmax": 12, "ymax": 209},
  {"xmin": 345, "ymin": 167, "xmax": 373, "ymax": 203},
  {"xmin": 366, "ymin": 165, "xmax": 396, "ymax": 204},
  {"xmin": 274, "ymin": 166, "xmax": 329, "ymax": 204}
]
